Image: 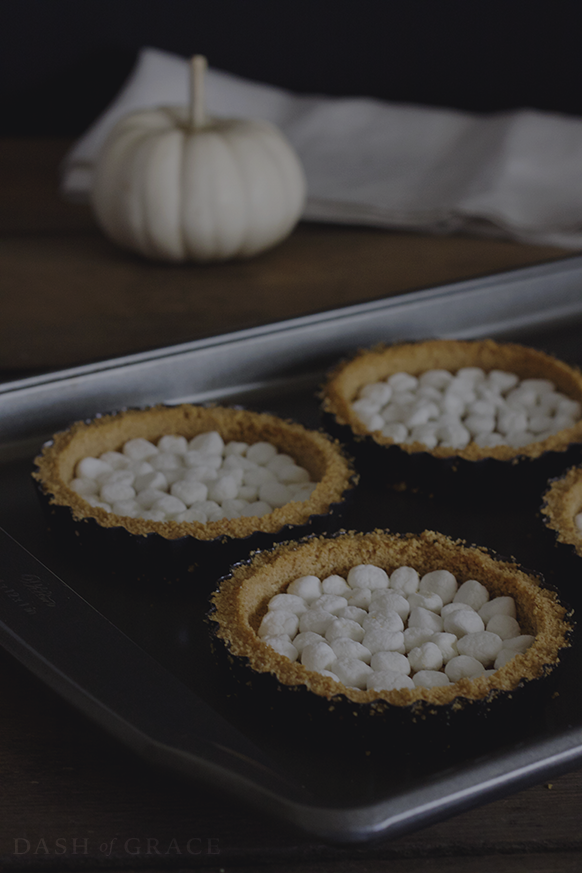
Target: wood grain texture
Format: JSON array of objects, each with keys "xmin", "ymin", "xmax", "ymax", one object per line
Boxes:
[
  {"xmin": 0, "ymin": 137, "xmax": 580, "ymax": 872},
  {"xmin": 0, "ymin": 138, "xmax": 572, "ymax": 373}
]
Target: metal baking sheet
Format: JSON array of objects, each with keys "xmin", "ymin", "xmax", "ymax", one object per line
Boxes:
[{"xmin": 1, "ymin": 255, "xmax": 582, "ymax": 845}]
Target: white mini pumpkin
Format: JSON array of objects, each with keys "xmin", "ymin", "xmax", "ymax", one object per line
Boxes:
[{"xmin": 91, "ymin": 56, "xmax": 306, "ymax": 262}]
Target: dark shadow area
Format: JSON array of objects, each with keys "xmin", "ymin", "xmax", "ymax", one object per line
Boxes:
[{"xmin": 2, "ymin": 0, "xmax": 582, "ymax": 136}]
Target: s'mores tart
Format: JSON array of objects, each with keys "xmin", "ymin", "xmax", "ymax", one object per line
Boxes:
[
  {"xmin": 541, "ymin": 464, "xmax": 582, "ymax": 565},
  {"xmin": 33, "ymin": 404, "xmax": 357, "ymax": 581},
  {"xmin": 209, "ymin": 530, "xmax": 572, "ymax": 724},
  {"xmin": 321, "ymin": 339, "xmax": 582, "ymax": 496}
]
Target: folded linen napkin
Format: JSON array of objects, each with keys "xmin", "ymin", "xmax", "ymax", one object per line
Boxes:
[{"xmin": 62, "ymin": 46, "xmax": 582, "ymax": 248}]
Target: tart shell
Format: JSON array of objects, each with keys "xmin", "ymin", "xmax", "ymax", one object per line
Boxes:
[
  {"xmin": 321, "ymin": 339, "xmax": 582, "ymax": 497},
  {"xmin": 209, "ymin": 529, "xmax": 572, "ymax": 729},
  {"xmin": 541, "ymin": 464, "xmax": 582, "ymax": 568},
  {"xmin": 32, "ymin": 404, "xmax": 358, "ymax": 582}
]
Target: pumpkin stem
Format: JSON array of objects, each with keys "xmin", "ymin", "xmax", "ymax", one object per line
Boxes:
[{"xmin": 190, "ymin": 55, "xmax": 207, "ymax": 129}]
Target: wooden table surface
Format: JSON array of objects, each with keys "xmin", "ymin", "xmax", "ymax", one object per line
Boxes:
[{"xmin": 1, "ymin": 137, "xmax": 581, "ymax": 872}]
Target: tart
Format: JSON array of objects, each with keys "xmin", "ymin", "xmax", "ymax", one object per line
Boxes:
[
  {"xmin": 33, "ymin": 404, "xmax": 357, "ymax": 581},
  {"xmin": 321, "ymin": 339, "xmax": 582, "ymax": 496},
  {"xmin": 209, "ymin": 529, "xmax": 571, "ymax": 723},
  {"xmin": 541, "ymin": 465, "xmax": 582, "ymax": 563}
]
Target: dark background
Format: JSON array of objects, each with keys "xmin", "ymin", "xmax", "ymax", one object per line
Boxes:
[{"xmin": 1, "ymin": 0, "xmax": 581, "ymax": 137}]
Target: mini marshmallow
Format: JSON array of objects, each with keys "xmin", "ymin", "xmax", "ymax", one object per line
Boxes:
[
  {"xmin": 413, "ymin": 670, "xmax": 451, "ymax": 688},
  {"xmin": 453, "ymin": 579, "xmax": 489, "ymax": 611},
  {"xmin": 301, "ymin": 641, "xmax": 336, "ymax": 672},
  {"xmin": 207, "ymin": 475, "xmax": 239, "ymax": 503},
  {"xmin": 288, "ymin": 482, "xmax": 317, "ymax": 501},
  {"xmin": 388, "ymin": 372, "xmax": 419, "ymax": 392},
  {"xmin": 439, "ymin": 604, "xmax": 470, "ymax": 620},
  {"xmin": 174, "ymin": 507, "xmax": 208, "ymax": 523},
  {"xmin": 277, "ymin": 464, "xmax": 311, "ymax": 484},
  {"xmin": 336, "ymin": 605, "xmax": 368, "ymax": 625},
  {"xmin": 431, "ymin": 632, "xmax": 459, "ymax": 663},
  {"xmin": 325, "ymin": 618, "xmax": 365, "ymax": 643},
  {"xmin": 184, "ymin": 451, "xmax": 222, "ymax": 470},
  {"xmin": 322, "ymin": 575, "xmax": 351, "ymax": 596},
  {"xmin": 445, "ymin": 655, "xmax": 485, "ymax": 681},
  {"xmin": 287, "ymin": 575, "xmax": 322, "ymax": 602},
  {"xmin": 99, "ymin": 451, "xmax": 130, "ymax": 470},
  {"xmin": 312, "ymin": 594, "xmax": 350, "ymax": 615},
  {"xmin": 219, "ymin": 498, "xmax": 249, "ymax": 519},
  {"xmin": 189, "ymin": 431, "xmax": 225, "ymax": 455},
  {"xmin": 234, "ymin": 484, "xmax": 258, "ymax": 502},
  {"xmin": 259, "ymin": 610, "xmax": 300, "ymax": 639},
  {"xmin": 408, "ymin": 606, "xmax": 444, "ymax": 634},
  {"xmin": 419, "ymin": 369, "xmax": 453, "ymax": 390},
  {"xmin": 136, "ymin": 487, "xmax": 169, "ymax": 508},
  {"xmin": 263, "ymin": 636, "xmax": 299, "ymax": 661},
  {"xmin": 419, "ymin": 569, "xmax": 458, "ymax": 604},
  {"xmin": 474, "ymin": 432, "xmax": 506, "ymax": 448},
  {"xmin": 246, "ymin": 441, "xmax": 278, "ymax": 465},
  {"xmin": 367, "ymin": 670, "xmax": 415, "ymax": 692},
  {"xmin": 389, "ymin": 565, "xmax": 420, "ymax": 595},
  {"xmin": 259, "ymin": 482, "xmax": 293, "ymax": 508},
  {"xmin": 359, "ymin": 381, "xmax": 393, "ymax": 405},
  {"xmin": 292, "ymin": 631, "xmax": 324, "ymax": 654},
  {"xmin": 111, "ymin": 499, "xmax": 140, "ymax": 517},
  {"xmin": 333, "ymin": 658, "xmax": 374, "ymax": 689},
  {"xmin": 224, "ymin": 441, "xmax": 249, "ymax": 457},
  {"xmin": 408, "ymin": 642, "xmax": 443, "ymax": 673},
  {"xmin": 362, "ymin": 628, "xmax": 405, "ymax": 654},
  {"xmin": 299, "ymin": 610, "xmax": 335, "ymax": 635},
  {"xmin": 330, "ymin": 639, "xmax": 372, "ymax": 663},
  {"xmin": 123, "ymin": 438, "xmax": 158, "ymax": 460},
  {"xmin": 347, "ymin": 588, "xmax": 373, "ymax": 609},
  {"xmin": 403, "ymin": 627, "xmax": 434, "ymax": 652},
  {"xmin": 409, "ymin": 425, "xmax": 439, "ymax": 449},
  {"xmin": 265, "ymin": 454, "xmax": 295, "ymax": 473},
  {"xmin": 134, "ymin": 470, "xmax": 168, "ymax": 492},
  {"xmin": 370, "ymin": 590, "xmax": 410, "ymax": 620},
  {"xmin": 240, "ymin": 501, "xmax": 273, "ymax": 518},
  {"xmin": 320, "ymin": 670, "xmax": 340, "ymax": 682},
  {"xmin": 443, "ymin": 609, "xmax": 485, "ymax": 637},
  {"xmin": 151, "ymin": 494, "xmax": 187, "ymax": 516},
  {"xmin": 501, "ymin": 634, "xmax": 536, "ymax": 653},
  {"xmin": 486, "ymin": 614, "xmax": 522, "ymax": 640},
  {"xmin": 456, "ymin": 631, "xmax": 503, "ymax": 666},
  {"xmin": 362, "ymin": 612, "xmax": 404, "ymax": 633},
  {"xmin": 437, "ymin": 423, "xmax": 471, "ymax": 449},
  {"xmin": 268, "ymin": 594, "xmax": 308, "ymax": 615},
  {"xmin": 157, "ymin": 435, "xmax": 188, "ymax": 454},
  {"xmin": 478, "ymin": 596, "xmax": 517, "ymax": 623},
  {"xmin": 488, "ymin": 370, "xmax": 519, "ymax": 393},
  {"xmin": 100, "ymin": 481, "xmax": 136, "ymax": 504},
  {"xmin": 347, "ymin": 564, "xmax": 390, "ymax": 590},
  {"xmin": 184, "ymin": 464, "xmax": 219, "ymax": 483},
  {"xmin": 70, "ymin": 477, "xmax": 99, "ymax": 497},
  {"xmin": 408, "ymin": 591, "xmax": 443, "ymax": 613},
  {"xmin": 138, "ymin": 509, "xmax": 165, "ymax": 521},
  {"xmin": 76, "ymin": 457, "xmax": 113, "ymax": 479},
  {"xmin": 98, "ymin": 469, "xmax": 135, "ymax": 486},
  {"xmin": 381, "ymin": 422, "xmax": 408, "ymax": 442},
  {"xmin": 370, "ymin": 650, "xmax": 410, "ymax": 674},
  {"xmin": 170, "ymin": 479, "xmax": 208, "ymax": 505}
]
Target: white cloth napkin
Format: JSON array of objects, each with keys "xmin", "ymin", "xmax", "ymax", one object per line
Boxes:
[{"xmin": 62, "ymin": 46, "xmax": 582, "ymax": 249}]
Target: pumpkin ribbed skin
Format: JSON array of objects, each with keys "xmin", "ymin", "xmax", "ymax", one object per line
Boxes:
[{"xmin": 91, "ymin": 107, "xmax": 306, "ymax": 262}]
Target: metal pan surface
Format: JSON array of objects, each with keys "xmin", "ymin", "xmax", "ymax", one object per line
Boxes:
[{"xmin": 1, "ymin": 256, "xmax": 582, "ymax": 844}]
